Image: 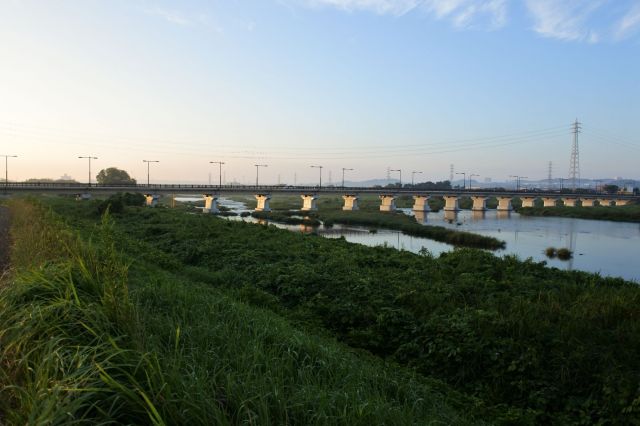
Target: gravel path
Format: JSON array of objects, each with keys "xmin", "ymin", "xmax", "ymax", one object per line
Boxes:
[{"xmin": 0, "ymin": 205, "xmax": 10, "ymax": 275}]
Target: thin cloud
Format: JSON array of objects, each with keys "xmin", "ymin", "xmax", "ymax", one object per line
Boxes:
[
  {"xmin": 145, "ymin": 8, "xmax": 192, "ymax": 26},
  {"xmin": 306, "ymin": 0, "xmax": 508, "ymax": 28},
  {"xmin": 524, "ymin": 0, "xmax": 605, "ymax": 42},
  {"xmin": 615, "ymin": 4, "xmax": 640, "ymax": 39}
]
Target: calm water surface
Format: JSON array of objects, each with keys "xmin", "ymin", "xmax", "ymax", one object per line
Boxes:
[{"xmin": 175, "ymin": 197, "xmax": 640, "ymax": 282}]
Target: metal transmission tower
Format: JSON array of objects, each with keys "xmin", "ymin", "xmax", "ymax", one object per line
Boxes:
[
  {"xmin": 569, "ymin": 119, "xmax": 581, "ymax": 191},
  {"xmin": 547, "ymin": 161, "xmax": 553, "ymax": 190},
  {"xmin": 449, "ymin": 164, "xmax": 454, "ymax": 182}
]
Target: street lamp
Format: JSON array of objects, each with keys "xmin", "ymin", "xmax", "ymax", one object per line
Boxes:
[
  {"xmin": 390, "ymin": 169, "xmax": 402, "ymax": 187},
  {"xmin": 342, "ymin": 168, "xmax": 353, "ymax": 188},
  {"xmin": 509, "ymin": 175, "xmax": 527, "ymax": 191},
  {"xmin": 142, "ymin": 160, "xmax": 159, "ymax": 186},
  {"xmin": 210, "ymin": 161, "xmax": 225, "ymax": 187},
  {"xmin": 78, "ymin": 156, "xmax": 98, "ymax": 186},
  {"xmin": 470, "ymin": 174, "xmax": 480, "ymax": 189},
  {"xmin": 311, "ymin": 165, "xmax": 323, "ymax": 189},
  {"xmin": 456, "ymin": 172, "xmax": 466, "ymax": 190},
  {"xmin": 411, "ymin": 171, "xmax": 422, "ymax": 186},
  {"xmin": 2, "ymin": 155, "xmax": 17, "ymax": 193},
  {"xmin": 254, "ymin": 164, "xmax": 268, "ymax": 186}
]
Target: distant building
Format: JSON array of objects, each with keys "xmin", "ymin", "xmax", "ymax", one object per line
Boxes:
[
  {"xmin": 484, "ymin": 177, "xmax": 492, "ymax": 183},
  {"xmin": 59, "ymin": 174, "xmax": 74, "ymax": 181}
]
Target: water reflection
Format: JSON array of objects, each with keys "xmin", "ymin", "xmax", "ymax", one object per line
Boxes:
[
  {"xmin": 213, "ymin": 198, "xmax": 639, "ymax": 282},
  {"xmin": 444, "ymin": 211, "xmax": 458, "ymax": 222},
  {"xmin": 471, "ymin": 211, "xmax": 486, "ymax": 221},
  {"xmin": 414, "ymin": 211, "xmax": 427, "ymax": 224}
]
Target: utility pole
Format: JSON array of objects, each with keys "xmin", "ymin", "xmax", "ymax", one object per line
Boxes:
[
  {"xmin": 569, "ymin": 119, "xmax": 581, "ymax": 191},
  {"xmin": 509, "ymin": 175, "xmax": 527, "ymax": 191},
  {"xmin": 342, "ymin": 168, "xmax": 353, "ymax": 188},
  {"xmin": 311, "ymin": 165, "xmax": 323, "ymax": 189},
  {"xmin": 78, "ymin": 156, "xmax": 98, "ymax": 186},
  {"xmin": 2, "ymin": 155, "xmax": 17, "ymax": 193},
  {"xmin": 210, "ymin": 161, "xmax": 225, "ymax": 187},
  {"xmin": 470, "ymin": 174, "xmax": 480, "ymax": 189},
  {"xmin": 456, "ymin": 172, "xmax": 466, "ymax": 190},
  {"xmin": 143, "ymin": 160, "xmax": 159, "ymax": 186},
  {"xmin": 411, "ymin": 171, "xmax": 422, "ymax": 186},
  {"xmin": 390, "ymin": 169, "xmax": 401, "ymax": 187},
  {"xmin": 254, "ymin": 164, "xmax": 267, "ymax": 186}
]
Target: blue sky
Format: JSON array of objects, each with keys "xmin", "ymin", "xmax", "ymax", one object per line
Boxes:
[{"xmin": 0, "ymin": 0, "xmax": 639, "ymax": 184}]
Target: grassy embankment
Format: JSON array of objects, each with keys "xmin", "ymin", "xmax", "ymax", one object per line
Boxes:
[
  {"xmin": 42, "ymin": 196, "xmax": 640, "ymax": 424},
  {"xmin": 0, "ymin": 198, "xmax": 476, "ymax": 424},
  {"xmin": 518, "ymin": 204, "xmax": 640, "ymax": 222},
  {"xmin": 225, "ymin": 194, "xmax": 505, "ymax": 250}
]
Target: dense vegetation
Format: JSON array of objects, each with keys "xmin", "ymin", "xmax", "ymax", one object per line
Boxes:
[
  {"xmin": 518, "ymin": 205, "xmax": 640, "ymax": 222},
  {"xmin": 39, "ymin": 197, "xmax": 640, "ymax": 424},
  {"xmin": 227, "ymin": 194, "xmax": 505, "ymax": 250},
  {"xmin": 0, "ymin": 199, "xmax": 476, "ymax": 424}
]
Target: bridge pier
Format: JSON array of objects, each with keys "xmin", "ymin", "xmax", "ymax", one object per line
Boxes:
[
  {"xmin": 301, "ymin": 194, "xmax": 318, "ymax": 211},
  {"xmin": 520, "ymin": 197, "xmax": 536, "ymax": 208},
  {"xmin": 379, "ymin": 195, "xmax": 396, "ymax": 212},
  {"xmin": 616, "ymin": 199, "xmax": 630, "ymax": 206},
  {"xmin": 412, "ymin": 195, "xmax": 431, "ymax": 212},
  {"xmin": 598, "ymin": 199, "xmax": 613, "ymax": 207},
  {"xmin": 581, "ymin": 198, "xmax": 596, "ymax": 207},
  {"xmin": 144, "ymin": 194, "xmax": 159, "ymax": 207},
  {"xmin": 496, "ymin": 197, "xmax": 513, "ymax": 211},
  {"xmin": 542, "ymin": 197, "xmax": 557, "ymax": 208},
  {"xmin": 203, "ymin": 194, "xmax": 219, "ymax": 213},
  {"xmin": 443, "ymin": 196, "xmax": 459, "ymax": 211},
  {"xmin": 562, "ymin": 198, "xmax": 578, "ymax": 207},
  {"xmin": 342, "ymin": 194, "xmax": 359, "ymax": 211},
  {"xmin": 255, "ymin": 194, "xmax": 272, "ymax": 212},
  {"xmin": 471, "ymin": 196, "xmax": 487, "ymax": 211}
]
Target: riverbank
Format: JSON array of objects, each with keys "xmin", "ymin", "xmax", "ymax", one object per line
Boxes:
[
  {"xmin": 518, "ymin": 205, "xmax": 640, "ymax": 222},
  {"xmin": 225, "ymin": 194, "xmax": 505, "ymax": 250},
  {"xmin": 0, "ymin": 198, "xmax": 478, "ymax": 424},
  {"xmin": 38, "ymin": 197, "xmax": 640, "ymax": 423}
]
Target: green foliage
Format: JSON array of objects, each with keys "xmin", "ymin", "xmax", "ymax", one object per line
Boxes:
[
  {"xmin": 96, "ymin": 192, "xmax": 146, "ymax": 215},
  {"xmin": 314, "ymin": 210, "xmax": 505, "ymax": 250},
  {"xmin": 0, "ymin": 199, "xmax": 479, "ymax": 424},
  {"xmin": 519, "ymin": 205, "xmax": 640, "ymax": 222},
  {"xmin": 54, "ymin": 203, "xmax": 640, "ymax": 424},
  {"xmin": 96, "ymin": 167, "xmax": 137, "ymax": 185}
]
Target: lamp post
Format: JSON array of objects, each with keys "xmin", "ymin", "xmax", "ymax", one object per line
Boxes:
[
  {"xmin": 210, "ymin": 161, "xmax": 225, "ymax": 187},
  {"xmin": 254, "ymin": 164, "xmax": 267, "ymax": 186},
  {"xmin": 390, "ymin": 169, "xmax": 402, "ymax": 187},
  {"xmin": 2, "ymin": 155, "xmax": 17, "ymax": 193},
  {"xmin": 456, "ymin": 172, "xmax": 466, "ymax": 190},
  {"xmin": 142, "ymin": 160, "xmax": 159, "ymax": 186},
  {"xmin": 341, "ymin": 167, "xmax": 353, "ymax": 188},
  {"xmin": 470, "ymin": 174, "xmax": 480, "ymax": 189},
  {"xmin": 78, "ymin": 156, "xmax": 98, "ymax": 186},
  {"xmin": 311, "ymin": 165, "xmax": 323, "ymax": 189},
  {"xmin": 509, "ymin": 175, "xmax": 527, "ymax": 191},
  {"xmin": 411, "ymin": 170, "xmax": 422, "ymax": 186}
]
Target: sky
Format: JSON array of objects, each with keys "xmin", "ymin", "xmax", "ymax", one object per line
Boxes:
[{"xmin": 0, "ymin": 0, "xmax": 639, "ymax": 185}]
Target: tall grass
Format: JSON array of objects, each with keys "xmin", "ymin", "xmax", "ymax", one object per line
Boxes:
[{"xmin": 0, "ymin": 198, "xmax": 477, "ymax": 424}]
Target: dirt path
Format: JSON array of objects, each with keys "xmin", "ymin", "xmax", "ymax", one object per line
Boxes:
[{"xmin": 0, "ymin": 205, "xmax": 10, "ymax": 275}]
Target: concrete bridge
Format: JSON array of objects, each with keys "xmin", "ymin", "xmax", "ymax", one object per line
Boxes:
[{"xmin": 3, "ymin": 182, "xmax": 636, "ymax": 213}]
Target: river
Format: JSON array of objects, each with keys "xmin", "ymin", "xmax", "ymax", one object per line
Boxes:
[{"xmin": 175, "ymin": 197, "xmax": 640, "ymax": 282}]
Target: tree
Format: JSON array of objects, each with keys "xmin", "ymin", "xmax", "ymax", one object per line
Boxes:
[
  {"xmin": 602, "ymin": 184, "xmax": 619, "ymax": 194},
  {"xmin": 96, "ymin": 168, "xmax": 136, "ymax": 185}
]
